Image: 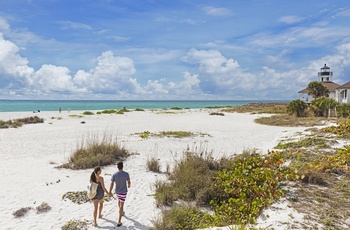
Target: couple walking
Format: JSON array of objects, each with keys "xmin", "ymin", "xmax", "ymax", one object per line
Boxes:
[{"xmin": 90, "ymin": 161, "xmax": 131, "ymax": 227}]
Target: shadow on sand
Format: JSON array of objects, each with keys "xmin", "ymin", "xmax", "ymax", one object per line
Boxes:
[{"xmin": 98, "ymin": 216, "xmax": 150, "ymax": 230}]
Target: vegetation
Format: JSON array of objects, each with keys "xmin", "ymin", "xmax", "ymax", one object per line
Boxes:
[
  {"xmin": 100, "ymin": 109, "xmax": 117, "ymax": 114},
  {"xmin": 61, "ymin": 219, "xmax": 89, "ymax": 230},
  {"xmin": 206, "ymin": 105, "xmax": 233, "ymax": 109},
  {"xmin": 59, "ymin": 132, "xmax": 130, "ymax": 169},
  {"xmin": 337, "ymin": 103, "xmax": 350, "ymax": 118},
  {"xmin": 287, "ymin": 99, "xmax": 307, "ymax": 117},
  {"xmin": 36, "ymin": 202, "xmax": 51, "ymax": 213},
  {"xmin": 136, "ymin": 130, "xmax": 206, "ymax": 139},
  {"xmin": 13, "ymin": 207, "xmax": 33, "ymax": 218},
  {"xmin": 306, "ymin": 81, "xmax": 329, "ymax": 99},
  {"xmin": 322, "ymin": 120, "xmax": 350, "ymax": 138},
  {"xmin": 254, "ymin": 114, "xmax": 328, "ymax": 127},
  {"xmin": 0, "ymin": 116, "xmax": 44, "ymax": 129},
  {"xmin": 310, "ymin": 97, "xmax": 338, "ymax": 117},
  {"xmin": 153, "ymin": 150, "xmax": 300, "ymax": 227},
  {"xmin": 170, "ymin": 107, "xmax": 182, "ymax": 110},
  {"xmin": 222, "ymin": 102, "xmax": 288, "ymax": 114},
  {"xmin": 152, "ymin": 115, "xmax": 350, "ymax": 229},
  {"xmin": 62, "ymin": 191, "xmax": 90, "ymax": 204},
  {"xmin": 147, "ymin": 156, "xmax": 161, "ymax": 172},
  {"xmin": 135, "ymin": 107, "xmax": 145, "ymax": 111},
  {"xmin": 274, "ymin": 137, "xmax": 333, "ymax": 149},
  {"xmin": 209, "ymin": 112, "xmax": 225, "ymax": 116},
  {"xmin": 82, "ymin": 111, "xmax": 94, "ymax": 115},
  {"xmin": 69, "ymin": 114, "xmax": 84, "ymax": 118}
]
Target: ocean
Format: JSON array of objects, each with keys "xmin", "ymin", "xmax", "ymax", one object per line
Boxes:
[{"xmin": 0, "ymin": 100, "xmax": 289, "ymax": 112}]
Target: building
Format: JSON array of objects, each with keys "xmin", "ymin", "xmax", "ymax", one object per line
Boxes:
[{"xmin": 298, "ymin": 64, "xmax": 350, "ymax": 104}]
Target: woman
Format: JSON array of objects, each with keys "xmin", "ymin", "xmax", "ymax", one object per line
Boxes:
[{"xmin": 90, "ymin": 166, "xmax": 109, "ymax": 227}]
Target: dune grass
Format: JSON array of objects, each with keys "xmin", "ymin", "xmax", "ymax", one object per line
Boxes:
[
  {"xmin": 0, "ymin": 116, "xmax": 44, "ymax": 129},
  {"xmin": 59, "ymin": 132, "xmax": 130, "ymax": 169},
  {"xmin": 147, "ymin": 156, "xmax": 161, "ymax": 172}
]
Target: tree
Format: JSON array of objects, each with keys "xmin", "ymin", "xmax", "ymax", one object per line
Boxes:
[
  {"xmin": 287, "ymin": 99, "xmax": 308, "ymax": 117},
  {"xmin": 310, "ymin": 97, "xmax": 338, "ymax": 117},
  {"xmin": 306, "ymin": 81, "xmax": 329, "ymax": 99}
]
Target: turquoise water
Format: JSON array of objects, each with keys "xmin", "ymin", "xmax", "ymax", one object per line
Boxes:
[{"xmin": 0, "ymin": 100, "xmax": 289, "ymax": 112}]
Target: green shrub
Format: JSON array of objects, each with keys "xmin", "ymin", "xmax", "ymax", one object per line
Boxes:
[
  {"xmin": 211, "ymin": 151, "xmax": 298, "ymax": 225},
  {"xmin": 337, "ymin": 104, "xmax": 350, "ymax": 118},
  {"xmin": 275, "ymin": 137, "xmax": 331, "ymax": 149},
  {"xmin": 82, "ymin": 111, "xmax": 94, "ymax": 115},
  {"xmin": 135, "ymin": 107, "xmax": 145, "ymax": 111},
  {"xmin": 151, "ymin": 204, "xmax": 213, "ymax": 230},
  {"xmin": 287, "ymin": 99, "xmax": 307, "ymax": 117},
  {"xmin": 59, "ymin": 132, "xmax": 130, "ymax": 169},
  {"xmin": 101, "ymin": 109, "xmax": 117, "ymax": 114},
  {"xmin": 170, "ymin": 107, "xmax": 182, "ymax": 110},
  {"xmin": 62, "ymin": 191, "xmax": 90, "ymax": 204},
  {"xmin": 322, "ymin": 120, "xmax": 350, "ymax": 138},
  {"xmin": 62, "ymin": 219, "xmax": 89, "ymax": 230}
]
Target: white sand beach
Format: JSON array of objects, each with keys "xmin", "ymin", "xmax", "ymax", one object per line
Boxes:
[{"xmin": 0, "ymin": 109, "xmax": 308, "ymax": 230}]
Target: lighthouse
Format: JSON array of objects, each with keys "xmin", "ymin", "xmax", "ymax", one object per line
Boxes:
[{"xmin": 318, "ymin": 64, "xmax": 333, "ymax": 82}]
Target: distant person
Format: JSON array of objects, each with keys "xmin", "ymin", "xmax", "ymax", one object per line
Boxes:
[
  {"xmin": 68, "ymin": 107, "xmax": 70, "ymax": 113},
  {"xmin": 90, "ymin": 166, "xmax": 110, "ymax": 227},
  {"xmin": 109, "ymin": 161, "xmax": 131, "ymax": 227},
  {"xmin": 59, "ymin": 107, "xmax": 62, "ymax": 113}
]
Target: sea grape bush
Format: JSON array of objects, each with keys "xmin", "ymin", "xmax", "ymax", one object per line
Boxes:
[{"xmin": 210, "ymin": 151, "xmax": 298, "ymax": 225}]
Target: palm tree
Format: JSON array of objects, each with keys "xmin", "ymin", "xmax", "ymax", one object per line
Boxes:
[
  {"xmin": 310, "ymin": 97, "xmax": 338, "ymax": 117},
  {"xmin": 306, "ymin": 81, "xmax": 329, "ymax": 99},
  {"xmin": 287, "ymin": 99, "xmax": 308, "ymax": 117}
]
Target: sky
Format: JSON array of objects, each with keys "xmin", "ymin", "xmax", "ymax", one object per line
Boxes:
[{"xmin": 0, "ymin": 0, "xmax": 350, "ymax": 100}]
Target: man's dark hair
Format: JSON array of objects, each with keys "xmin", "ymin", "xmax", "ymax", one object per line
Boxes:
[{"xmin": 117, "ymin": 161, "xmax": 123, "ymax": 170}]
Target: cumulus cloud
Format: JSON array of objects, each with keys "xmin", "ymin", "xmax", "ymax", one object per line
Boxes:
[
  {"xmin": 0, "ymin": 33, "xmax": 34, "ymax": 84},
  {"xmin": 203, "ymin": 6, "xmax": 231, "ymax": 16}
]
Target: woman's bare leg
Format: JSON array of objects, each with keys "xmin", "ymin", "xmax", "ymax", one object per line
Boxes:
[
  {"xmin": 98, "ymin": 199, "xmax": 104, "ymax": 218},
  {"xmin": 93, "ymin": 199, "xmax": 99, "ymax": 226}
]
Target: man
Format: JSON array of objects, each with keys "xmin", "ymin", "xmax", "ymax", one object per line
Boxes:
[{"xmin": 109, "ymin": 161, "xmax": 131, "ymax": 227}]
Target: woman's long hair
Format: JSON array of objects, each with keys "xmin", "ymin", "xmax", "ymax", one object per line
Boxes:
[{"xmin": 90, "ymin": 166, "xmax": 101, "ymax": 183}]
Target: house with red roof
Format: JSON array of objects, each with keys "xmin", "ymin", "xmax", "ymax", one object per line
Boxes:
[{"xmin": 298, "ymin": 64, "xmax": 350, "ymax": 104}]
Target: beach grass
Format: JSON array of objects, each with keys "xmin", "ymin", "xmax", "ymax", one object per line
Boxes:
[
  {"xmin": 147, "ymin": 156, "xmax": 161, "ymax": 172},
  {"xmin": 0, "ymin": 116, "xmax": 44, "ymax": 129},
  {"xmin": 59, "ymin": 132, "xmax": 130, "ymax": 169},
  {"xmin": 223, "ymin": 102, "xmax": 288, "ymax": 114}
]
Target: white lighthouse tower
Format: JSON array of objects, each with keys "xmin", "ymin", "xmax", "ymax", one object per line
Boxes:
[{"xmin": 318, "ymin": 64, "xmax": 333, "ymax": 82}]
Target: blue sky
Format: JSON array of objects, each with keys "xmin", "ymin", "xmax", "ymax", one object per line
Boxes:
[{"xmin": 0, "ymin": 0, "xmax": 350, "ymax": 100}]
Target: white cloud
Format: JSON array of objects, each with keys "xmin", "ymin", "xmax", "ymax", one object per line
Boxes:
[
  {"xmin": 203, "ymin": 6, "xmax": 231, "ymax": 16},
  {"xmin": 0, "ymin": 18, "xmax": 10, "ymax": 30},
  {"xmin": 57, "ymin": 21, "xmax": 92, "ymax": 30},
  {"xmin": 250, "ymin": 26, "xmax": 350, "ymax": 47},
  {"xmin": 107, "ymin": 35, "xmax": 130, "ymax": 42},
  {"xmin": 0, "ymin": 33, "xmax": 34, "ymax": 83},
  {"xmin": 278, "ymin": 16, "xmax": 304, "ymax": 25}
]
